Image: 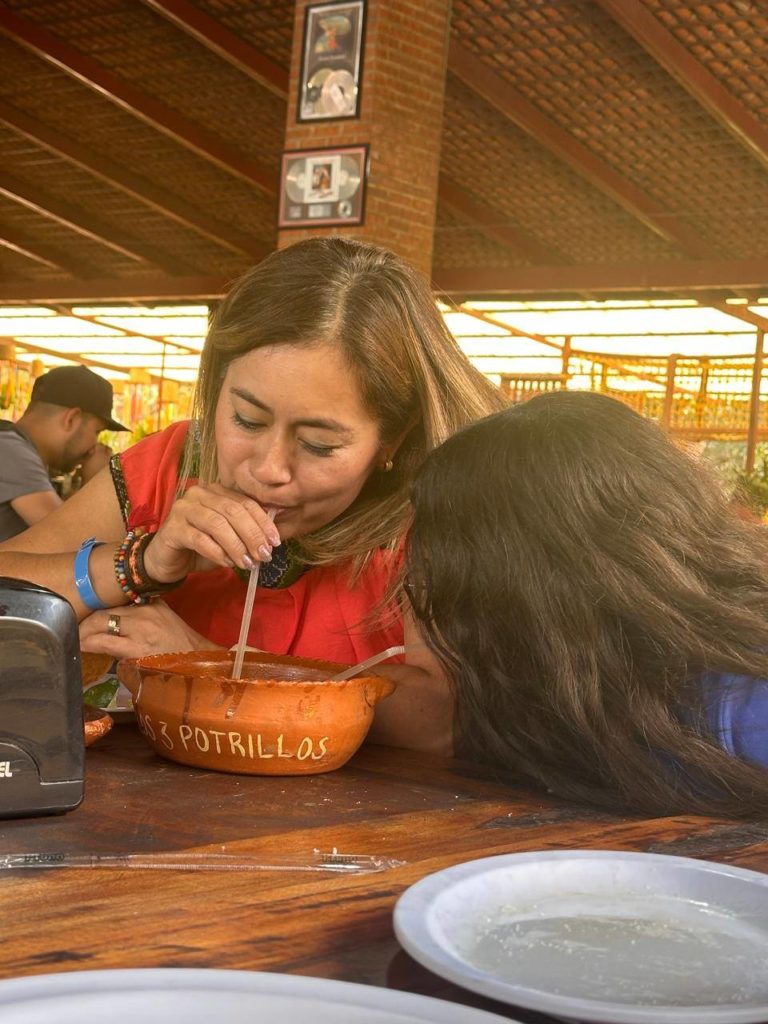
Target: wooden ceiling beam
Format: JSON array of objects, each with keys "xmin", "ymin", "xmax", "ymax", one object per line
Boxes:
[
  {"xmin": 0, "ymin": 274, "xmax": 231, "ymax": 304},
  {"xmin": 1, "ymin": 102, "xmax": 269, "ymax": 261},
  {"xmin": 0, "ymin": 171, "xmax": 192, "ymax": 273},
  {"xmin": 450, "ymin": 302, "xmax": 563, "ymax": 351},
  {"xmin": 594, "ymin": 0, "xmax": 768, "ymax": 174},
  {"xmin": 0, "ymin": 221, "xmax": 104, "ymax": 277},
  {"xmin": 139, "ymin": 0, "xmax": 288, "ymax": 98},
  {"xmin": 0, "ymin": 7, "xmax": 276, "ymax": 195},
  {"xmin": 6, "ymin": 260, "xmax": 768, "ymax": 303},
  {"xmin": 438, "ymin": 174, "xmax": 565, "ymax": 264},
  {"xmin": 448, "ymin": 41, "xmax": 714, "ymax": 260},
  {"xmin": 0, "ymin": 235, "xmax": 59, "ymax": 272},
  {"xmin": 433, "ymin": 258, "xmax": 768, "ymax": 296}
]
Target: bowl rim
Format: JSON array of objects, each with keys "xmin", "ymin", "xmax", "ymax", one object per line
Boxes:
[{"xmin": 116, "ymin": 649, "xmax": 396, "ymax": 692}]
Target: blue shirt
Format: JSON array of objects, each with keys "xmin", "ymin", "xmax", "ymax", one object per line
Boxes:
[{"xmin": 699, "ymin": 670, "xmax": 768, "ymax": 767}]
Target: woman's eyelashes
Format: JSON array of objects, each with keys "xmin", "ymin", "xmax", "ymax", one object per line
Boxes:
[
  {"xmin": 232, "ymin": 411, "xmax": 262, "ymax": 431},
  {"xmin": 232, "ymin": 412, "xmax": 340, "ymax": 459},
  {"xmin": 300, "ymin": 441, "xmax": 338, "ymax": 457}
]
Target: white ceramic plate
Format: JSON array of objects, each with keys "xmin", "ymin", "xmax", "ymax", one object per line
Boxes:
[
  {"xmin": 0, "ymin": 968, "xmax": 517, "ymax": 1024},
  {"xmin": 393, "ymin": 849, "xmax": 768, "ymax": 1024}
]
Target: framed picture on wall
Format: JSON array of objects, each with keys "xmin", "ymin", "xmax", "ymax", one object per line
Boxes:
[
  {"xmin": 278, "ymin": 144, "xmax": 368, "ymax": 228},
  {"xmin": 297, "ymin": 1, "xmax": 366, "ymax": 122}
]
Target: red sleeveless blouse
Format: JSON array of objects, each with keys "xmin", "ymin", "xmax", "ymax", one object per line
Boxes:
[{"xmin": 114, "ymin": 421, "xmax": 404, "ymax": 664}]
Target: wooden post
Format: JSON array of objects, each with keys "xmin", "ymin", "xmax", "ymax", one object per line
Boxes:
[
  {"xmin": 561, "ymin": 335, "xmax": 572, "ymax": 385},
  {"xmin": 661, "ymin": 354, "xmax": 678, "ymax": 429},
  {"xmin": 156, "ymin": 341, "xmax": 166, "ymax": 433},
  {"xmin": 746, "ymin": 329, "xmax": 765, "ymax": 474},
  {"xmin": 695, "ymin": 358, "xmax": 709, "ymax": 428}
]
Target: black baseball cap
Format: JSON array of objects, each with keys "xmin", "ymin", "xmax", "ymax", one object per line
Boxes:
[{"xmin": 31, "ymin": 365, "xmax": 129, "ymax": 431}]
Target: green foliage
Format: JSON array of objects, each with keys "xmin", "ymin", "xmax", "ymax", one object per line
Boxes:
[
  {"xmin": 702, "ymin": 441, "xmax": 768, "ymax": 515},
  {"xmin": 735, "ymin": 463, "xmax": 768, "ymax": 516}
]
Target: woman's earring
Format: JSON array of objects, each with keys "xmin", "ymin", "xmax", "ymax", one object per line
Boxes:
[{"xmin": 382, "ymin": 457, "xmax": 394, "ymax": 473}]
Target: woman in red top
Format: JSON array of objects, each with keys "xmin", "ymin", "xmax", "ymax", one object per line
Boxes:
[{"xmin": 0, "ymin": 237, "xmax": 505, "ymax": 753}]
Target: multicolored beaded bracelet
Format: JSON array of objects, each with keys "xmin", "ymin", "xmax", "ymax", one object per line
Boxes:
[
  {"xmin": 113, "ymin": 529, "xmax": 146, "ymax": 604},
  {"xmin": 113, "ymin": 528, "xmax": 186, "ymax": 605}
]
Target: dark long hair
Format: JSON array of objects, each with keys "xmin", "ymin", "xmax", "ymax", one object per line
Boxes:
[{"xmin": 406, "ymin": 390, "xmax": 768, "ymax": 816}]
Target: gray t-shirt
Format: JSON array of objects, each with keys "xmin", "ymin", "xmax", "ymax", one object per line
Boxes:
[{"xmin": 0, "ymin": 424, "xmax": 55, "ymax": 541}]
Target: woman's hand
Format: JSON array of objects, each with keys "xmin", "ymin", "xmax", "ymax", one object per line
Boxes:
[
  {"xmin": 79, "ymin": 600, "xmax": 218, "ymax": 660},
  {"xmin": 142, "ymin": 483, "xmax": 282, "ymax": 583}
]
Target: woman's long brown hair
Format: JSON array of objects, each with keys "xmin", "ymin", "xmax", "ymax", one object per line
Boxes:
[
  {"xmin": 185, "ymin": 237, "xmax": 505, "ymax": 576},
  {"xmin": 407, "ymin": 390, "xmax": 768, "ymax": 817}
]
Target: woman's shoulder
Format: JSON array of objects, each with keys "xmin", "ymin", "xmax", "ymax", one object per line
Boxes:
[
  {"xmin": 112, "ymin": 421, "xmax": 196, "ymax": 528},
  {"xmin": 121, "ymin": 421, "xmax": 193, "ymax": 463},
  {"xmin": 116, "ymin": 420, "xmax": 196, "ymax": 483}
]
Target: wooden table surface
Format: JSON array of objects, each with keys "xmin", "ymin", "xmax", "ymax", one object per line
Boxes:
[{"xmin": 3, "ymin": 721, "xmax": 768, "ymax": 1023}]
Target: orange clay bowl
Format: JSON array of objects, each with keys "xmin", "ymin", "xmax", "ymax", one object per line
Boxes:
[{"xmin": 116, "ymin": 650, "xmax": 396, "ymax": 776}]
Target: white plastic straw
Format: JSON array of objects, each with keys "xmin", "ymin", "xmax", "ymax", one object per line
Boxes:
[
  {"xmin": 0, "ymin": 850, "xmax": 405, "ymax": 873},
  {"xmin": 330, "ymin": 645, "xmax": 408, "ymax": 681},
  {"xmin": 231, "ymin": 509, "xmax": 276, "ymax": 680}
]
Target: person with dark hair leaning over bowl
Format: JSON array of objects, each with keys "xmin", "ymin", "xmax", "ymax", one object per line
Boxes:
[
  {"xmin": 0, "ymin": 237, "xmax": 505, "ymax": 754},
  {"xmin": 405, "ymin": 390, "xmax": 768, "ymax": 816}
]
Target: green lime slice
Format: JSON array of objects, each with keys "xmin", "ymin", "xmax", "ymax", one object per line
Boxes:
[{"xmin": 83, "ymin": 677, "xmax": 120, "ymax": 709}]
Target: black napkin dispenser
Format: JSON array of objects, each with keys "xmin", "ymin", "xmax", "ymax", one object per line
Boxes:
[{"xmin": 0, "ymin": 577, "xmax": 84, "ymax": 818}]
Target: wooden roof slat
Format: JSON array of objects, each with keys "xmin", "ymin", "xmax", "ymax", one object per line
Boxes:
[
  {"xmin": 451, "ymin": 302, "xmax": 564, "ymax": 351},
  {"xmin": 0, "ymin": 102, "xmax": 269, "ymax": 262},
  {"xmin": 0, "ymin": 235, "xmax": 59, "ymax": 272},
  {"xmin": 140, "ymin": 0, "xmax": 288, "ymax": 98},
  {"xmin": 0, "ymin": 170, "xmax": 189, "ymax": 272},
  {"xmin": 433, "ymin": 257, "xmax": 768, "ymax": 297},
  {"xmin": 0, "ymin": 274, "xmax": 231, "ymax": 304},
  {"xmin": 448, "ymin": 40, "xmax": 716, "ymax": 261},
  {"xmin": 438, "ymin": 174, "xmax": 566, "ymax": 265},
  {"xmin": 0, "ymin": 6, "xmax": 276, "ymax": 196},
  {"xmin": 594, "ymin": 0, "xmax": 768, "ymax": 176},
  {"xmin": 0, "ymin": 221, "xmax": 98, "ymax": 277}
]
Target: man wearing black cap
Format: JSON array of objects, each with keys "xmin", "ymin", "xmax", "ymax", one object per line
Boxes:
[{"xmin": 0, "ymin": 365, "xmax": 129, "ymax": 542}]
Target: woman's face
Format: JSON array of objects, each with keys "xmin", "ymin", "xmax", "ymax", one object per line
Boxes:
[{"xmin": 214, "ymin": 342, "xmax": 384, "ymax": 539}]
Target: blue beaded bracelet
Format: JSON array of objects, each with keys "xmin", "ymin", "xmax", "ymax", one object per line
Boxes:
[{"xmin": 74, "ymin": 537, "xmax": 108, "ymax": 611}]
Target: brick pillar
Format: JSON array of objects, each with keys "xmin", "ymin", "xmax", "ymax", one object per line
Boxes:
[{"xmin": 279, "ymin": 0, "xmax": 451, "ymax": 276}]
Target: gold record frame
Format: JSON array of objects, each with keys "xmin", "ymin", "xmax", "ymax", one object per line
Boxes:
[
  {"xmin": 278, "ymin": 144, "xmax": 368, "ymax": 229},
  {"xmin": 297, "ymin": 1, "xmax": 366, "ymax": 122}
]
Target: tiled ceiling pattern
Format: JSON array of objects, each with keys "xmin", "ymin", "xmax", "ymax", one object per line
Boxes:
[
  {"xmin": 1, "ymin": 0, "xmax": 767, "ymax": 308},
  {"xmin": 450, "ymin": 0, "xmax": 768, "ymax": 261}
]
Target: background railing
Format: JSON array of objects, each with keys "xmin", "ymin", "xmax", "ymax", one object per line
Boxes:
[{"xmin": 499, "ymin": 332, "xmax": 768, "ymax": 472}]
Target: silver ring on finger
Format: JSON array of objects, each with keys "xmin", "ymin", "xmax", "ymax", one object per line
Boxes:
[{"xmin": 106, "ymin": 613, "xmax": 122, "ymax": 637}]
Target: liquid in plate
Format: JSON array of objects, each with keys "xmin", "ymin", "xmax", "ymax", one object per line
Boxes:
[{"xmin": 460, "ymin": 893, "xmax": 768, "ymax": 1006}]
